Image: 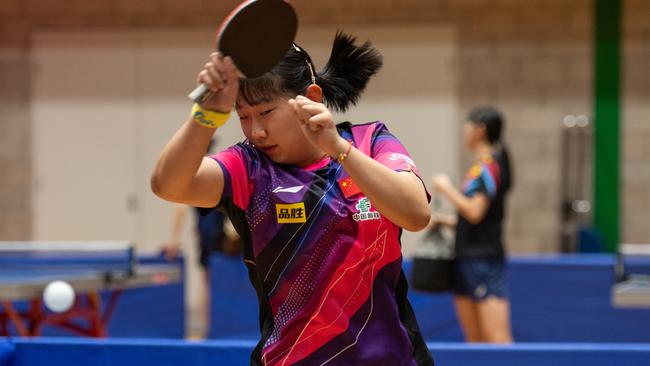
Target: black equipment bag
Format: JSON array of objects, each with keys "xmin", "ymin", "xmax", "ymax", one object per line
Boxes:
[{"xmin": 411, "ymin": 227, "xmax": 455, "ymax": 292}]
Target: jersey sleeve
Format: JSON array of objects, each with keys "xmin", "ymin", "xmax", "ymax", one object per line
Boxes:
[
  {"xmin": 350, "ymin": 122, "xmax": 430, "ymax": 201},
  {"xmin": 358, "ymin": 122, "xmax": 423, "ymax": 176},
  {"xmin": 209, "ymin": 144, "xmax": 256, "ymax": 211},
  {"xmin": 463, "ymin": 160, "xmax": 501, "ymax": 200}
]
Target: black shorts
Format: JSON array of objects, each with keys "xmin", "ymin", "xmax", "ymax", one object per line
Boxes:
[{"xmin": 453, "ymin": 257, "xmax": 509, "ymax": 300}]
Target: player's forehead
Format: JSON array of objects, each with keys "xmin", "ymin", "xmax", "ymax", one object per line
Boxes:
[
  {"xmin": 235, "ymin": 95, "xmax": 284, "ymax": 111},
  {"xmin": 238, "ymin": 74, "xmax": 292, "ymax": 105}
]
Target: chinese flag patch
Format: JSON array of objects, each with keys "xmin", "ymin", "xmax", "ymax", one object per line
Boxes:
[{"xmin": 338, "ymin": 176, "xmax": 361, "ymax": 198}]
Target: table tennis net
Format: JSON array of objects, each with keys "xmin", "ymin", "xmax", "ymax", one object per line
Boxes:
[{"xmin": 0, "ymin": 241, "xmax": 135, "ymax": 274}]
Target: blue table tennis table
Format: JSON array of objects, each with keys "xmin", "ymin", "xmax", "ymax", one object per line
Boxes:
[{"xmin": 0, "ymin": 241, "xmax": 182, "ymax": 337}]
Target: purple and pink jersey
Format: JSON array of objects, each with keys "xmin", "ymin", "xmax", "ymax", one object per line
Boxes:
[{"xmin": 210, "ymin": 122, "xmax": 434, "ymax": 366}]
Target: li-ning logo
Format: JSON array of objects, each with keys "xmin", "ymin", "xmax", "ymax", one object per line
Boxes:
[
  {"xmin": 353, "ymin": 197, "xmax": 381, "ymax": 222},
  {"xmin": 272, "ymin": 185, "xmax": 304, "ymax": 194}
]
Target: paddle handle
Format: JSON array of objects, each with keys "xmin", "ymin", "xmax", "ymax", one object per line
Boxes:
[{"xmin": 188, "ymin": 83, "xmax": 209, "ymax": 102}]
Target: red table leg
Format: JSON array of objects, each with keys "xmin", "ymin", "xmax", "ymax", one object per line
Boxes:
[{"xmin": 1, "ymin": 301, "xmax": 31, "ymax": 336}]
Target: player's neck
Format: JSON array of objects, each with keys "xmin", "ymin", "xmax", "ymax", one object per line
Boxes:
[
  {"xmin": 473, "ymin": 142, "xmax": 493, "ymax": 160},
  {"xmin": 297, "ymin": 148, "xmax": 329, "ymax": 169}
]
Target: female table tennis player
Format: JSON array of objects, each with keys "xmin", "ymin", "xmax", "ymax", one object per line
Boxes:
[
  {"xmin": 431, "ymin": 106, "xmax": 514, "ymax": 343},
  {"xmin": 152, "ymin": 31, "xmax": 435, "ymax": 365}
]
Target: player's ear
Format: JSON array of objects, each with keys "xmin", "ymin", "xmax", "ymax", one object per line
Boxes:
[{"xmin": 305, "ymin": 84, "xmax": 323, "ymax": 103}]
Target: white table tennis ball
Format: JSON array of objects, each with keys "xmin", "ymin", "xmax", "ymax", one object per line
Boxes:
[{"xmin": 43, "ymin": 280, "xmax": 76, "ymax": 313}]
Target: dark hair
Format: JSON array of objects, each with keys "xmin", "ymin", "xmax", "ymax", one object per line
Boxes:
[
  {"xmin": 468, "ymin": 106, "xmax": 503, "ymax": 145},
  {"xmin": 468, "ymin": 106, "xmax": 513, "ymax": 191},
  {"xmin": 239, "ymin": 30, "xmax": 383, "ymax": 113}
]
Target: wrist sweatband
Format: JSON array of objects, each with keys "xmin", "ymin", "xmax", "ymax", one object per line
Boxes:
[{"xmin": 191, "ymin": 103, "xmax": 230, "ymax": 129}]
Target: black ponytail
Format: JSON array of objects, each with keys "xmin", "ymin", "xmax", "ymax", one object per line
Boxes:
[
  {"xmin": 239, "ymin": 30, "xmax": 383, "ymax": 112},
  {"xmin": 468, "ymin": 106, "xmax": 514, "ymax": 192},
  {"xmin": 496, "ymin": 145, "xmax": 513, "ymax": 192},
  {"xmin": 316, "ymin": 31, "xmax": 383, "ymax": 112}
]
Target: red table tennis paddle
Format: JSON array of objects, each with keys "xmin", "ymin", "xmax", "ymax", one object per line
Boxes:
[{"xmin": 188, "ymin": 0, "xmax": 298, "ymax": 102}]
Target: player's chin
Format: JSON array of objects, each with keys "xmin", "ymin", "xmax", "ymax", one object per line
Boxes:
[
  {"xmin": 271, "ymin": 152, "xmax": 304, "ymax": 166},
  {"xmin": 261, "ymin": 148, "xmax": 286, "ymax": 164}
]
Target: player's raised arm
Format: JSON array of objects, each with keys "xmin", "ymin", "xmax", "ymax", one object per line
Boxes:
[
  {"xmin": 292, "ymin": 95, "xmax": 430, "ymax": 231},
  {"xmin": 339, "ymin": 145, "xmax": 431, "ymax": 231},
  {"xmin": 151, "ymin": 54, "xmax": 239, "ymax": 208}
]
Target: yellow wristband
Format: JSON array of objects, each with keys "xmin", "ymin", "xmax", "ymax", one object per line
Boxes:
[{"xmin": 191, "ymin": 103, "xmax": 230, "ymax": 129}]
